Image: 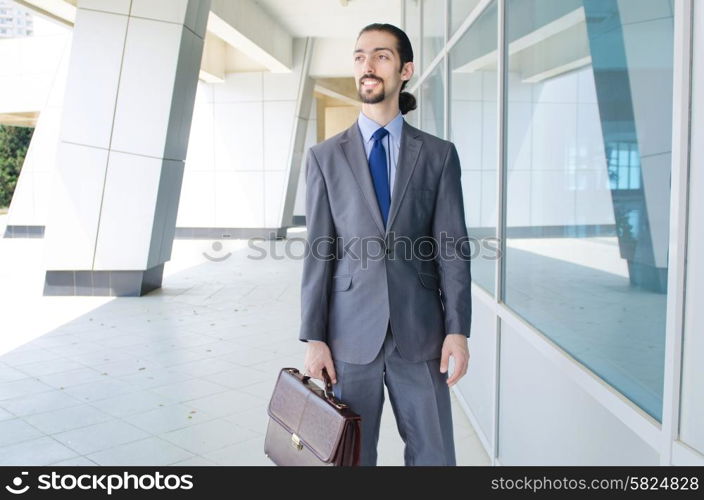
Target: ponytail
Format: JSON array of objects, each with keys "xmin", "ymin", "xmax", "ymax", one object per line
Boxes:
[{"xmin": 399, "ymin": 91, "xmax": 417, "ymax": 115}]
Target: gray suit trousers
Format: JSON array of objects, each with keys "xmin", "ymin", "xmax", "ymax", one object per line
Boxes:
[{"xmin": 331, "ymin": 322, "xmax": 456, "ymax": 466}]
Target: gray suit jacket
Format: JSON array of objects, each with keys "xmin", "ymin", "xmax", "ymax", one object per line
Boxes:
[{"xmin": 299, "ymin": 118, "xmax": 472, "ymax": 364}]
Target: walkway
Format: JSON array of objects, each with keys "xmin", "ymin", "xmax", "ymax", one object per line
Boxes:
[{"xmin": 0, "ymin": 215, "xmax": 489, "ymax": 466}]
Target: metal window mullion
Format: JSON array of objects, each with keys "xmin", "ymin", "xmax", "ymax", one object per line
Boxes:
[
  {"xmin": 496, "ymin": 0, "xmax": 508, "ymax": 305},
  {"xmin": 443, "ymin": 0, "xmax": 449, "ymax": 139},
  {"xmin": 490, "ymin": 0, "xmax": 508, "ymax": 467},
  {"xmin": 410, "ymin": 0, "xmax": 494, "ymax": 95},
  {"xmin": 418, "ymin": 0, "xmax": 423, "ymax": 116},
  {"xmin": 660, "ymin": 0, "xmax": 694, "ymax": 466},
  {"xmin": 447, "ymin": 0, "xmax": 494, "ymax": 57},
  {"xmin": 401, "ymin": 0, "xmax": 406, "ymax": 31}
]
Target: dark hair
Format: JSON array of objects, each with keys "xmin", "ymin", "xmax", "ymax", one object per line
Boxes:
[{"xmin": 357, "ymin": 23, "xmax": 417, "ymax": 115}]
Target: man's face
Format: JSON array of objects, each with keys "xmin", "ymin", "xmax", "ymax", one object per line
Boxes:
[{"xmin": 353, "ymin": 30, "xmax": 413, "ymax": 105}]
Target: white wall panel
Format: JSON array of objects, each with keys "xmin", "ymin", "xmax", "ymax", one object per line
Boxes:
[
  {"xmin": 455, "ymin": 295, "xmax": 497, "ymax": 451},
  {"xmin": 77, "ymin": 0, "xmax": 131, "ymax": 16},
  {"xmin": 212, "ymin": 72, "xmax": 262, "ymax": 102},
  {"xmin": 214, "ymin": 171, "xmax": 264, "ymax": 227},
  {"xmin": 263, "ymin": 100, "xmax": 296, "ymax": 171},
  {"xmin": 110, "ymin": 18, "xmax": 182, "ymax": 159},
  {"xmin": 176, "ymin": 169, "xmax": 216, "ymax": 227},
  {"xmin": 93, "ymin": 152, "xmax": 162, "ymax": 269},
  {"xmin": 498, "ymin": 321, "xmax": 659, "ymax": 465},
  {"xmin": 43, "ymin": 143, "xmax": 107, "ymax": 269},
  {"xmin": 213, "ymin": 101, "xmax": 263, "ymax": 172},
  {"xmin": 60, "ymin": 9, "xmax": 127, "ymax": 149},
  {"xmin": 264, "ymin": 170, "xmax": 287, "ymax": 228}
]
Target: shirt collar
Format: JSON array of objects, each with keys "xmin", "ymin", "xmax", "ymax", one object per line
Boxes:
[{"xmin": 357, "ymin": 110, "xmax": 404, "ymax": 145}]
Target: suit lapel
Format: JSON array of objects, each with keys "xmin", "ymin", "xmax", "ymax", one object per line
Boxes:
[
  {"xmin": 386, "ymin": 121, "xmax": 422, "ymax": 236},
  {"xmin": 339, "ymin": 119, "xmax": 423, "ymax": 238},
  {"xmin": 340, "ymin": 122, "xmax": 386, "ymax": 235}
]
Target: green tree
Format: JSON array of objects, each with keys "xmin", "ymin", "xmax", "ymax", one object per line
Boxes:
[{"xmin": 0, "ymin": 124, "xmax": 34, "ymax": 208}]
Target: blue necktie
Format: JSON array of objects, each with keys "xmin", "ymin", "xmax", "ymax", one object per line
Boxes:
[{"xmin": 369, "ymin": 127, "xmax": 391, "ymax": 228}]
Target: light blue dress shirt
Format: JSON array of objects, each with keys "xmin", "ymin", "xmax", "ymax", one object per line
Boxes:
[{"xmin": 357, "ymin": 110, "xmax": 404, "ymax": 199}]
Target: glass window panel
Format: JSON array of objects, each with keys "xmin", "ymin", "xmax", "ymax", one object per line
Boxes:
[
  {"xmin": 404, "ymin": 0, "xmax": 422, "ymax": 128},
  {"xmin": 449, "ymin": 1, "xmax": 498, "ymax": 294},
  {"xmin": 405, "ymin": 101, "xmax": 420, "ymax": 128},
  {"xmin": 422, "ymin": 0, "xmax": 446, "ymax": 75},
  {"xmin": 404, "ymin": 0, "xmax": 421, "ymax": 91},
  {"xmin": 449, "ymin": 0, "xmax": 482, "ymax": 37},
  {"xmin": 505, "ymin": 0, "xmax": 674, "ymax": 422},
  {"xmin": 420, "ymin": 61, "xmax": 445, "ymax": 138}
]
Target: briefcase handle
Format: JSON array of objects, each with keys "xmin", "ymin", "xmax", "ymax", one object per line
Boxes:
[
  {"xmin": 290, "ymin": 367, "xmax": 349, "ymax": 410},
  {"xmin": 301, "ymin": 367, "xmax": 334, "ymax": 399}
]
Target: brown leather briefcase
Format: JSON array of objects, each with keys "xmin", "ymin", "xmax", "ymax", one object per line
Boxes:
[{"xmin": 264, "ymin": 367, "xmax": 361, "ymax": 466}]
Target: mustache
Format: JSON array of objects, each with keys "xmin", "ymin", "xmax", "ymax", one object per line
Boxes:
[{"xmin": 361, "ymin": 76, "xmax": 382, "ymax": 83}]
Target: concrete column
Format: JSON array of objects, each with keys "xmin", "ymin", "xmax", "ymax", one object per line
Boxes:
[{"xmin": 42, "ymin": 0, "xmax": 211, "ymax": 296}]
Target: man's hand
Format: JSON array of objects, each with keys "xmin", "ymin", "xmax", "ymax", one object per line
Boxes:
[
  {"xmin": 440, "ymin": 333, "xmax": 469, "ymax": 387},
  {"xmin": 303, "ymin": 340, "xmax": 337, "ymax": 384}
]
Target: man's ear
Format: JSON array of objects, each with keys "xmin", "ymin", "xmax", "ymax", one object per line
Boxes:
[{"xmin": 402, "ymin": 61, "xmax": 414, "ymax": 81}]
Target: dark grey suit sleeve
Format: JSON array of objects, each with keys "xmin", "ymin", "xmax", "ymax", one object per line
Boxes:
[
  {"xmin": 432, "ymin": 143, "xmax": 472, "ymax": 338},
  {"xmin": 299, "ymin": 148, "xmax": 336, "ymax": 343}
]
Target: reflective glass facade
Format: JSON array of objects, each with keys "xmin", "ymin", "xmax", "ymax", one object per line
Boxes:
[{"xmin": 405, "ymin": 0, "xmax": 677, "ymax": 423}]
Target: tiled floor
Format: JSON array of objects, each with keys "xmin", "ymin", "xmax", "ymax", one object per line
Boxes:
[{"xmin": 0, "ymin": 216, "xmax": 490, "ymax": 466}]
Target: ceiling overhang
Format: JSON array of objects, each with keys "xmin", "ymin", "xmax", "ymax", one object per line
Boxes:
[{"xmin": 14, "ymin": 0, "xmax": 294, "ymax": 80}]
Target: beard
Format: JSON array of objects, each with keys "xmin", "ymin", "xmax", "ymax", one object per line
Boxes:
[{"xmin": 358, "ymin": 78, "xmax": 386, "ymax": 104}]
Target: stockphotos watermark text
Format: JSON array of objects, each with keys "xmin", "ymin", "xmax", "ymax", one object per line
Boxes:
[
  {"xmin": 4, "ymin": 470, "xmax": 193, "ymax": 495},
  {"xmin": 202, "ymin": 231, "xmax": 500, "ymax": 267}
]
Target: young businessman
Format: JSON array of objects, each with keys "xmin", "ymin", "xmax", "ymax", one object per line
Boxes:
[{"xmin": 299, "ymin": 23, "xmax": 472, "ymax": 466}]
